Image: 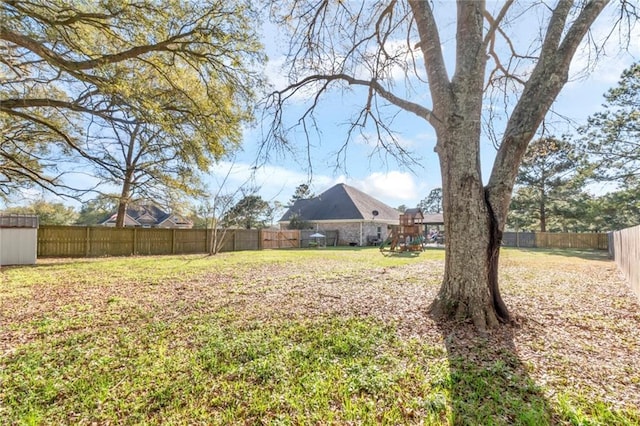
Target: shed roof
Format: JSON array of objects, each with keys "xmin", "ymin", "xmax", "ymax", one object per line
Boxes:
[
  {"xmin": 0, "ymin": 214, "xmax": 39, "ymax": 228},
  {"xmin": 422, "ymin": 213, "xmax": 444, "ymax": 224},
  {"xmin": 280, "ymin": 183, "xmax": 400, "ymax": 223}
]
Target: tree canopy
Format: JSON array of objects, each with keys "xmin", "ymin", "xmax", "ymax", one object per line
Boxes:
[
  {"xmin": 508, "ymin": 137, "xmax": 585, "ymax": 232},
  {"xmin": 222, "ymin": 194, "xmax": 272, "ymax": 229},
  {"xmin": 2, "ymin": 200, "xmax": 78, "ymax": 225},
  {"xmin": 289, "ymin": 183, "xmax": 314, "ymax": 206},
  {"xmin": 581, "ymin": 62, "xmax": 640, "ymax": 185},
  {"xmin": 75, "ymin": 195, "xmax": 117, "ymax": 225},
  {"xmin": 1, "ymin": 0, "xmax": 265, "ymax": 206},
  {"xmin": 418, "ymin": 188, "xmax": 443, "ymax": 214}
]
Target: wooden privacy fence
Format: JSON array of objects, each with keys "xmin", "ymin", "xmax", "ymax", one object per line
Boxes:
[
  {"xmin": 260, "ymin": 230, "xmax": 339, "ymax": 249},
  {"xmin": 502, "ymin": 232, "xmax": 608, "ymax": 250},
  {"xmin": 261, "ymin": 229, "xmax": 300, "ymax": 249},
  {"xmin": 38, "ymin": 227, "xmax": 256, "ymax": 257},
  {"xmin": 609, "ymin": 225, "xmax": 640, "ymax": 301},
  {"xmin": 300, "ymin": 230, "xmax": 339, "ymax": 247},
  {"xmin": 36, "ymin": 226, "xmax": 339, "ymax": 257}
]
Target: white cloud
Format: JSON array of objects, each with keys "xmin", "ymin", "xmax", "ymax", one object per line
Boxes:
[
  {"xmin": 264, "ymin": 56, "xmax": 290, "ymax": 92},
  {"xmin": 347, "ymin": 171, "xmax": 425, "ymax": 207},
  {"xmin": 207, "ymin": 161, "xmax": 341, "ymax": 203},
  {"xmin": 568, "ymin": 16, "xmax": 640, "ymax": 86},
  {"xmin": 206, "ymin": 162, "xmax": 431, "ymax": 208}
]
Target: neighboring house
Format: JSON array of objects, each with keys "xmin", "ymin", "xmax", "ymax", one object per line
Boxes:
[
  {"xmin": 100, "ymin": 203, "xmax": 193, "ymax": 229},
  {"xmin": 279, "ymin": 183, "xmax": 400, "ymax": 246}
]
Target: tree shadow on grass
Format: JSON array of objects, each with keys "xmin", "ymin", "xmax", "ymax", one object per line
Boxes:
[{"xmin": 432, "ymin": 318, "xmax": 557, "ymax": 425}]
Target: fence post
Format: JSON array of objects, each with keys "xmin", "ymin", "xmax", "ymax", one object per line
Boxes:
[
  {"xmin": 132, "ymin": 228, "xmax": 137, "ymax": 255},
  {"xmin": 259, "ymin": 229, "xmax": 263, "ymax": 250},
  {"xmin": 233, "ymin": 231, "xmax": 237, "ymax": 251},
  {"xmin": 171, "ymin": 229, "xmax": 176, "ymax": 254},
  {"xmin": 85, "ymin": 227, "xmax": 90, "ymax": 257}
]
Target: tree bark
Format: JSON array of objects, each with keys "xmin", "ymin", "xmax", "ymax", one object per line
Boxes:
[
  {"xmin": 115, "ymin": 124, "xmax": 140, "ymax": 228},
  {"xmin": 430, "ymin": 121, "xmax": 510, "ymax": 331},
  {"xmin": 115, "ymin": 174, "xmax": 132, "ymax": 228},
  {"xmin": 432, "ymin": 0, "xmax": 608, "ymax": 331},
  {"xmin": 540, "ymin": 189, "xmax": 547, "ymax": 233},
  {"xmin": 426, "ymin": 1, "xmax": 510, "ymax": 332}
]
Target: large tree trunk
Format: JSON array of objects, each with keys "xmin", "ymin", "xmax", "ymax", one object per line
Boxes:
[
  {"xmin": 432, "ymin": 203, "xmax": 510, "ymax": 331},
  {"xmin": 115, "ymin": 168, "xmax": 134, "ymax": 228},
  {"xmin": 430, "ymin": 121, "xmax": 510, "ymax": 332},
  {"xmin": 427, "ymin": 1, "xmax": 510, "ymax": 332},
  {"xmin": 270, "ymin": 0, "xmax": 610, "ymax": 331},
  {"xmin": 115, "ymin": 127, "xmax": 139, "ymax": 228},
  {"xmin": 426, "ymin": 0, "xmax": 607, "ymax": 331}
]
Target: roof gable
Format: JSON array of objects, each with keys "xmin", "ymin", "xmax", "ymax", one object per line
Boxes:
[
  {"xmin": 99, "ymin": 203, "xmax": 188, "ymax": 227},
  {"xmin": 101, "ymin": 212, "xmax": 140, "ymax": 226},
  {"xmin": 280, "ymin": 184, "xmax": 399, "ymax": 222}
]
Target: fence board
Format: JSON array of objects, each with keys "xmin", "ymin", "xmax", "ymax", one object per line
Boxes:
[
  {"xmin": 89, "ymin": 227, "xmax": 133, "ymax": 256},
  {"xmin": 300, "ymin": 230, "xmax": 339, "ymax": 247},
  {"xmin": 535, "ymin": 232, "xmax": 608, "ymax": 249},
  {"xmin": 610, "ymin": 225, "xmax": 640, "ymax": 301},
  {"xmin": 38, "ymin": 226, "xmax": 225, "ymax": 257},
  {"xmin": 174, "ymin": 229, "xmax": 208, "ymax": 254},
  {"xmin": 502, "ymin": 232, "xmax": 535, "ymax": 248},
  {"xmin": 235, "ymin": 229, "xmax": 261, "ymax": 251},
  {"xmin": 502, "ymin": 232, "xmax": 607, "ymax": 250},
  {"xmin": 37, "ymin": 226, "xmax": 265, "ymax": 257},
  {"xmin": 39, "ymin": 227, "xmax": 611, "ymax": 257},
  {"xmin": 38, "ymin": 226, "xmax": 88, "ymax": 257},
  {"xmin": 135, "ymin": 228, "xmax": 172, "ymax": 255},
  {"xmin": 261, "ymin": 229, "xmax": 300, "ymax": 249}
]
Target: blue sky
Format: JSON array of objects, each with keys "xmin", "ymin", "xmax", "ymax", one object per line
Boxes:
[{"xmin": 207, "ymin": 3, "xmax": 640, "ymax": 211}]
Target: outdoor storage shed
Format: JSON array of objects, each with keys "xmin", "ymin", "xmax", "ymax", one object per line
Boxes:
[{"xmin": 0, "ymin": 214, "xmax": 39, "ymax": 266}]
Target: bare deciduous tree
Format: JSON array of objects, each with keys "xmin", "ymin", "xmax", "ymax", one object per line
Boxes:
[{"xmin": 265, "ymin": 0, "xmax": 635, "ymax": 330}]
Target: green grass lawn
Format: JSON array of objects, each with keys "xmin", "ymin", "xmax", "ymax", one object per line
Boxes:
[{"xmin": 1, "ymin": 247, "xmax": 639, "ymax": 425}]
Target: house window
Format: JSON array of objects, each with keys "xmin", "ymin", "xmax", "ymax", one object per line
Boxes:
[{"xmin": 377, "ymin": 226, "xmax": 382, "ymax": 239}]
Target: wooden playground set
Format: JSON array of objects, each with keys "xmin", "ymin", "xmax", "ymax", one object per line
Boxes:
[{"xmin": 379, "ymin": 208, "xmax": 426, "ymax": 253}]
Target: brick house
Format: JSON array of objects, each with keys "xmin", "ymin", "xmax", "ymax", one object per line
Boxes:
[
  {"xmin": 100, "ymin": 203, "xmax": 192, "ymax": 229},
  {"xmin": 279, "ymin": 183, "xmax": 400, "ymax": 246}
]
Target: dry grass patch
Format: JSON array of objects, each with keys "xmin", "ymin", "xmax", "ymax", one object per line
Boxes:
[{"xmin": 1, "ymin": 247, "xmax": 638, "ymax": 424}]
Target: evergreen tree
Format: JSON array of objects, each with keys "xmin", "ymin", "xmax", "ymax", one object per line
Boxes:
[
  {"xmin": 508, "ymin": 137, "xmax": 585, "ymax": 232},
  {"xmin": 222, "ymin": 195, "xmax": 271, "ymax": 229},
  {"xmin": 289, "ymin": 184, "xmax": 314, "ymax": 206},
  {"xmin": 418, "ymin": 188, "xmax": 443, "ymax": 213},
  {"xmin": 580, "ymin": 63, "xmax": 640, "ymax": 185}
]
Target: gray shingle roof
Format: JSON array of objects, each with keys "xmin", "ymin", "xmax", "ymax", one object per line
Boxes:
[
  {"xmin": 280, "ymin": 183, "xmax": 400, "ymax": 222},
  {"xmin": 101, "ymin": 203, "xmax": 187, "ymax": 226}
]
